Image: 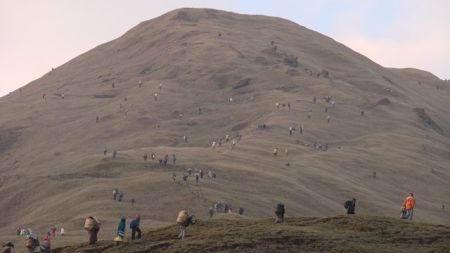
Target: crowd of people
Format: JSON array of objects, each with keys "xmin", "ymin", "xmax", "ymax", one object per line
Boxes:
[
  {"xmin": 4, "ymin": 38, "xmax": 434, "ymax": 253},
  {"xmin": 6, "ymin": 225, "xmax": 65, "ymax": 253}
]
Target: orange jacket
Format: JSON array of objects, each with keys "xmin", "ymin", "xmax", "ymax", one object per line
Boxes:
[{"xmin": 403, "ymin": 196, "xmax": 416, "ymax": 210}]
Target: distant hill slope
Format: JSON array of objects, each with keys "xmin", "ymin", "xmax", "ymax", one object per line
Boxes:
[
  {"xmin": 0, "ymin": 7, "xmax": 449, "ymax": 241},
  {"xmin": 52, "ymin": 216, "xmax": 450, "ymax": 253}
]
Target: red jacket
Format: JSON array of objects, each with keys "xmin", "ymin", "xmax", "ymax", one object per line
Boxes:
[
  {"xmin": 42, "ymin": 234, "xmax": 51, "ymax": 248},
  {"xmin": 403, "ymin": 196, "xmax": 416, "ymax": 210}
]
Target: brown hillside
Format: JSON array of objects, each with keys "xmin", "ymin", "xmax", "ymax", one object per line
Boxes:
[{"xmin": 0, "ymin": 8, "xmax": 449, "ymax": 245}]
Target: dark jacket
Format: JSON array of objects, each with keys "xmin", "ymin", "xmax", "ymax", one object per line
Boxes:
[
  {"xmin": 130, "ymin": 217, "xmax": 140, "ymax": 229},
  {"xmin": 89, "ymin": 225, "xmax": 100, "ymax": 245},
  {"xmin": 344, "ymin": 199, "xmax": 356, "ymax": 214},
  {"xmin": 275, "ymin": 204, "xmax": 285, "ymax": 216}
]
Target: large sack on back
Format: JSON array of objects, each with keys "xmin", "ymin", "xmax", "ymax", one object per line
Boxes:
[
  {"xmin": 275, "ymin": 203, "xmax": 285, "ymax": 215},
  {"xmin": 84, "ymin": 217, "xmax": 97, "ymax": 230},
  {"xmin": 25, "ymin": 238, "xmax": 33, "ymax": 248},
  {"xmin": 176, "ymin": 210, "xmax": 188, "ymax": 224}
]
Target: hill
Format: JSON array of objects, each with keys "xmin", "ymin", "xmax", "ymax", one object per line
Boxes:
[
  {"xmin": 0, "ymin": 7, "xmax": 449, "ymax": 244},
  {"xmin": 52, "ymin": 216, "xmax": 450, "ymax": 253}
]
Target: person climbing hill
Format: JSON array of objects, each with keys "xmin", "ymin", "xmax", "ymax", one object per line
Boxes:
[
  {"xmin": 113, "ymin": 188, "xmax": 118, "ymax": 200},
  {"xmin": 41, "ymin": 233, "xmax": 51, "ymax": 253},
  {"xmin": 2, "ymin": 241, "xmax": 14, "ymax": 253},
  {"xmin": 50, "ymin": 226, "xmax": 57, "ymax": 238},
  {"xmin": 84, "ymin": 216, "xmax": 100, "ymax": 245},
  {"xmin": 115, "ymin": 217, "xmax": 126, "ymax": 244},
  {"xmin": 164, "ymin": 154, "xmax": 169, "ymax": 166},
  {"xmin": 176, "ymin": 210, "xmax": 196, "ymax": 240}
]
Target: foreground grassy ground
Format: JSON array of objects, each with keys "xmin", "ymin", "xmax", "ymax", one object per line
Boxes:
[{"xmin": 53, "ymin": 215, "xmax": 450, "ymax": 253}]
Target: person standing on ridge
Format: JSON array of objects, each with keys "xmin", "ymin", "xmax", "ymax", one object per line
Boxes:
[
  {"xmin": 401, "ymin": 193, "xmax": 416, "ymax": 220},
  {"xmin": 275, "ymin": 204, "xmax": 285, "ymax": 223},
  {"xmin": 130, "ymin": 215, "xmax": 142, "ymax": 240},
  {"xmin": 172, "ymin": 172, "xmax": 177, "ymax": 182},
  {"xmin": 344, "ymin": 198, "xmax": 356, "ymax": 215}
]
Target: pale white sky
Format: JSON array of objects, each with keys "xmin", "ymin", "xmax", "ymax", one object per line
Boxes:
[{"xmin": 1, "ymin": 0, "xmax": 449, "ymax": 97}]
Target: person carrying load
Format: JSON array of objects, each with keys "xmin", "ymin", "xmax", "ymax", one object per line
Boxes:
[
  {"xmin": 25, "ymin": 234, "xmax": 39, "ymax": 253},
  {"xmin": 84, "ymin": 216, "xmax": 100, "ymax": 245},
  {"xmin": 176, "ymin": 210, "xmax": 196, "ymax": 239}
]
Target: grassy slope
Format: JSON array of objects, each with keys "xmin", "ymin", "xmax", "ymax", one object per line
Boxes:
[
  {"xmin": 52, "ymin": 215, "xmax": 450, "ymax": 253},
  {"xmin": 0, "ymin": 8, "xmax": 449, "ymax": 244}
]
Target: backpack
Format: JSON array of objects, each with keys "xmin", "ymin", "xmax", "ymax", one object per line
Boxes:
[
  {"xmin": 276, "ymin": 204, "xmax": 285, "ymax": 214},
  {"xmin": 188, "ymin": 215, "xmax": 197, "ymax": 226}
]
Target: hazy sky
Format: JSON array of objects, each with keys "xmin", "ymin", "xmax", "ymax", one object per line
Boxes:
[{"xmin": 1, "ymin": 0, "xmax": 449, "ymax": 97}]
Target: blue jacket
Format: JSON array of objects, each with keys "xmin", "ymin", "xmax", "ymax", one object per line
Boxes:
[{"xmin": 117, "ymin": 218, "xmax": 126, "ymax": 236}]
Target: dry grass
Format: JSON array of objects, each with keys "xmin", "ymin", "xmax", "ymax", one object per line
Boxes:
[
  {"xmin": 0, "ymin": 8, "xmax": 449, "ymax": 250},
  {"xmin": 52, "ymin": 215, "xmax": 450, "ymax": 253}
]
